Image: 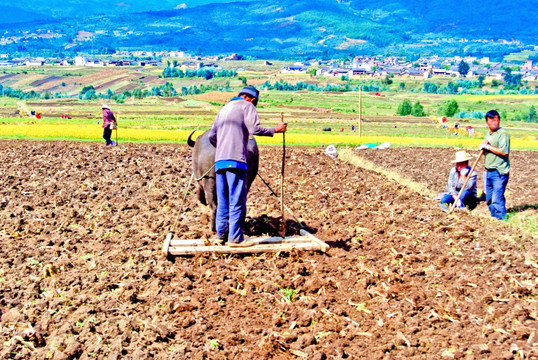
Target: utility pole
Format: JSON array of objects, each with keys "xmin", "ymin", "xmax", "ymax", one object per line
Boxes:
[{"xmin": 358, "ymin": 88, "xmax": 362, "ymax": 137}]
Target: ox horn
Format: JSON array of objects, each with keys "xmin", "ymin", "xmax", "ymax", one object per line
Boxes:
[{"xmin": 187, "ymin": 130, "xmax": 196, "ymax": 148}]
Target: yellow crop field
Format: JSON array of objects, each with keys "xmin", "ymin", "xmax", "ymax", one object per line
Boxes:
[{"xmin": 1, "ymin": 124, "xmax": 537, "ymax": 150}]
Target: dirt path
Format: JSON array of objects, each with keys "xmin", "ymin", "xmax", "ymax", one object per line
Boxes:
[{"xmin": 0, "ymin": 141, "xmax": 536, "ymax": 359}]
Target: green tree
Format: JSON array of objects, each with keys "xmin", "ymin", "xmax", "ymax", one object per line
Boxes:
[
  {"xmin": 477, "ymin": 75, "xmax": 485, "ymax": 87},
  {"xmin": 397, "ymin": 99, "xmax": 412, "ymax": 116},
  {"xmin": 440, "ymin": 99, "xmax": 459, "ymax": 117},
  {"xmin": 529, "ymin": 106, "xmax": 537, "ymax": 123},
  {"xmin": 458, "ymin": 61, "xmax": 470, "ymax": 76},
  {"xmin": 399, "ymin": 82, "xmax": 405, "ymax": 90},
  {"xmin": 382, "ymin": 75, "xmax": 392, "ymax": 85},
  {"xmin": 491, "ymin": 79, "xmax": 500, "ymax": 88},
  {"xmin": 503, "ymin": 67, "xmax": 522, "ymax": 89},
  {"xmin": 411, "ymin": 101, "xmax": 425, "ymax": 117}
]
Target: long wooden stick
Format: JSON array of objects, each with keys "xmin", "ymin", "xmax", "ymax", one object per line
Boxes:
[
  {"xmin": 280, "ymin": 112, "xmax": 286, "ymax": 235},
  {"xmin": 448, "ymin": 150, "xmax": 484, "ymax": 213},
  {"xmin": 115, "ymin": 113, "xmax": 119, "ymax": 146}
]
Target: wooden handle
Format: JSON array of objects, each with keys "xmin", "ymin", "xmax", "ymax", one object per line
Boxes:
[
  {"xmin": 280, "ymin": 112, "xmax": 286, "ymax": 235},
  {"xmin": 448, "ymin": 150, "xmax": 484, "ymax": 213}
]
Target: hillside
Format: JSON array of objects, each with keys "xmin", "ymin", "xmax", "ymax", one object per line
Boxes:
[{"xmin": 1, "ymin": 0, "xmax": 535, "ymax": 58}]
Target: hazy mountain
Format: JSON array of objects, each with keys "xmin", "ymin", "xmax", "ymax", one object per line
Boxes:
[
  {"xmin": 0, "ymin": 5, "xmax": 47, "ymax": 24},
  {"xmin": 1, "ymin": 0, "xmax": 536, "ymax": 58},
  {"xmin": 1, "ymin": 0, "xmax": 201, "ymax": 19}
]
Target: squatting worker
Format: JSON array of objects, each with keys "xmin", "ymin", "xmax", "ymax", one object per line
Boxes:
[
  {"xmin": 480, "ymin": 109, "xmax": 510, "ymax": 220},
  {"xmin": 101, "ymin": 104, "xmax": 117, "ymax": 146},
  {"xmin": 208, "ymin": 86, "xmax": 287, "ymax": 247},
  {"xmin": 439, "ymin": 150, "xmax": 478, "ymax": 211}
]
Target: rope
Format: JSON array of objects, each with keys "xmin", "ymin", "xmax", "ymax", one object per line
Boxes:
[
  {"xmin": 195, "ymin": 164, "xmax": 215, "ymax": 181},
  {"xmin": 169, "ymin": 172, "xmax": 195, "ymax": 233},
  {"xmin": 257, "ymin": 172, "xmax": 302, "ymax": 225}
]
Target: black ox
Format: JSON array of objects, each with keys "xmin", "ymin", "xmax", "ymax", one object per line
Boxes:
[{"xmin": 187, "ymin": 130, "xmax": 260, "ymax": 231}]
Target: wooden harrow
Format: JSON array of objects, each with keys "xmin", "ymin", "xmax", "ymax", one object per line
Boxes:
[{"xmin": 162, "ymin": 229, "xmax": 328, "ymax": 256}]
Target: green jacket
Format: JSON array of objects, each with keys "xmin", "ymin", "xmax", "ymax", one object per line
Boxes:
[{"xmin": 484, "ymin": 127, "xmax": 510, "ymax": 175}]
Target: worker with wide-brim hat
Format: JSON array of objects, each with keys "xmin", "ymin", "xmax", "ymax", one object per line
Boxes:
[{"xmin": 439, "ymin": 150, "xmax": 479, "ymax": 211}]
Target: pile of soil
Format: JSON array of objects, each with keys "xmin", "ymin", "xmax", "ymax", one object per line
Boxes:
[{"xmin": 0, "ymin": 141, "xmax": 536, "ymax": 359}]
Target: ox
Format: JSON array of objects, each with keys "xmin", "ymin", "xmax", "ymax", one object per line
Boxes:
[{"xmin": 187, "ymin": 130, "xmax": 260, "ymax": 231}]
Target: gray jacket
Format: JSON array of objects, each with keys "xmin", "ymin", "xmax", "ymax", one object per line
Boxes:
[
  {"xmin": 446, "ymin": 166, "xmax": 477, "ymax": 197},
  {"xmin": 208, "ymin": 99, "xmax": 274, "ymax": 163}
]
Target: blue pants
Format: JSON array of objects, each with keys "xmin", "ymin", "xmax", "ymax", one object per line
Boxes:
[
  {"xmin": 441, "ymin": 190, "xmax": 477, "ymax": 210},
  {"xmin": 103, "ymin": 127, "xmax": 114, "ymax": 146},
  {"xmin": 216, "ymin": 168, "xmax": 247, "ymax": 242},
  {"xmin": 485, "ymin": 170, "xmax": 509, "ymax": 220}
]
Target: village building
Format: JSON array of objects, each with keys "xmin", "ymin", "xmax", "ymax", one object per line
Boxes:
[
  {"xmin": 281, "ymin": 65, "xmax": 308, "ymax": 74},
  {"xmin": 86, "ymin": 59, "xmax": 105, "ymax": 67},
  {"xmin": 25, "ymin": 58, "xmax": 45, "ymax": 66},
  {"xmin": 74, "ymin": 56, "xmax": 86, "ymax": 66}
]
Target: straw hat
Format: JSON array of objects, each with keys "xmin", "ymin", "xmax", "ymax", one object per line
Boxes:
[
  {"xmin": 101, "ymin": 104, "xmax": 110, "ymax": 109},
  {"xmin": 451, "ymin": 150, "xmax": 473, "ymax": 163}
]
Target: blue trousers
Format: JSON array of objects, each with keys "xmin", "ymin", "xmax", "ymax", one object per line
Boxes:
[
  {"xmin": 485, "ymin": 170, "xmax": 509, "ymax": 220},
  {"xmin": 216, "ymin": 168, "xmax": 247, "ymax": 242},
  {"xmin": 441, "ymin": 190, "xmax": 477, "ymax": 210},
  {"xmin": 103, "ymin": 127, "xmax": 114, "ymax": 145}
]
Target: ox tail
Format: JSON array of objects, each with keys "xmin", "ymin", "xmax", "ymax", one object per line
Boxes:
[{"xmin": 187, "ymin": 130, "xmax": 196, "ymax": 148}]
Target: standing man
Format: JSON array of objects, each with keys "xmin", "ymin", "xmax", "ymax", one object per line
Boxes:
[
  {"xmin": 101, "ymin": 104, "xmax": 117, "ymax": 146},
  {"xmin": 480, "ymin": 110, "xmax": 510, "ymax": 220},
  {"xmin": 208, "ymin": 86, "xmax": 287, "ymax": 247}
]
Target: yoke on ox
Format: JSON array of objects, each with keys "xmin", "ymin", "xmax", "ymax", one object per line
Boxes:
[{"xmin": 162, "ymin": 130, "xmax": 328, "ymax": 256}]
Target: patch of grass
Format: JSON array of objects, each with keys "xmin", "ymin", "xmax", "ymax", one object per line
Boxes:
[
  {"xmin": 507, "ymin": 207, "xmax": 538, "ymax": 237},
  {"xmin": 339, "ymin": 149, "xmax": 436, "ymax": 197},
  {"xmin": 209, "ymin": 339, "xmax": 220, "ymax": 350},
  {"xmin": 281, "ymin": 288, "xmax": 297, "ymax": 302}
]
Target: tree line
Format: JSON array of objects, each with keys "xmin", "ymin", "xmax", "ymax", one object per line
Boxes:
[{"xmin": 162, "ymin": 67, "xmax": 237, "ymax": 79}]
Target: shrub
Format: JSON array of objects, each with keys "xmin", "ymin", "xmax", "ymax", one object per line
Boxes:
[{"xmin": 397, "ymin": 99, "xmax": 412, "ymax": 116}]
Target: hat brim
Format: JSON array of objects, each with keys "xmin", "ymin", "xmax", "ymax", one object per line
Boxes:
[{"xmin": 451, "ymin": 157, "xmax": 473, "ymax": 163}]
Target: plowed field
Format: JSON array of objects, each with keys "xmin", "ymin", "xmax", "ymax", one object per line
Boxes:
[{"xmin": 0, "ymin": 141, "xmax": 536, "ymax": 359}]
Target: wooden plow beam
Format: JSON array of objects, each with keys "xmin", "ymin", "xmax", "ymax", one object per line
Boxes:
[{"xmin": 163, "ymin": 229, "xmax": 329, "ymax": 256}]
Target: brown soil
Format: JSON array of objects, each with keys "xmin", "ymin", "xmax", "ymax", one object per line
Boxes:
[
  {"xmin": 0, "ymin": 74, "xmax": 17, "ymax": 82},
  {"xmin": 93, "ymin": 76, "xmax": 133, "ymax": 91},
  {"xmin": 0, "ymin": 141, "xmax": 536, "ymax": 359},
  {"xmin": 114, "ymin": 83, "xmax": 139, "ymax": 93},
  {"xmin": 29, "ymin": 77, "xmax": 63, "ymax": 88},
  {"xmin": 355, "ymin": 147, "xmax": 538, "ymax": 209}
]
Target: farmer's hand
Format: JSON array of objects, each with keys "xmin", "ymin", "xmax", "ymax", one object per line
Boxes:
[
  {"xmin": 479, "ymin": 140, "xmax": 490, "ymax": 151},
  {"xmin": 275, "ymin": 122, "xmax": 287, "ymax": 133}
]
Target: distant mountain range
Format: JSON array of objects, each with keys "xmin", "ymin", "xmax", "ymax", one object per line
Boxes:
[{"xmin": 1, "ymin": 0, "xmax": 536, "ymax": 58}]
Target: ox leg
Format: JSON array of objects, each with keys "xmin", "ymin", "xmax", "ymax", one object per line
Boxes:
[
  {"xmin": 203, "ymin": 178, "xmax": 218, "ymax": 232},
  {"xmin": 194, "ymin": 181, "xmax": 207, "ymax": 205}
]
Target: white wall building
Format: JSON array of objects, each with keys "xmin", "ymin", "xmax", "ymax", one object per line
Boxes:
[{"xmin": 74, "ymin": 56, "xmax": 86, "ymax": 66}]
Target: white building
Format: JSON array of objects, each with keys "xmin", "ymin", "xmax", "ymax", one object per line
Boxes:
[
  {"xmin": 86, "ymin": 59, "xmax": 105, "ymax": 67},
  {"xmin": 74, "ymin": 56, "xmax": 86, "ymax": 66}
]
